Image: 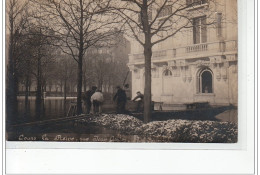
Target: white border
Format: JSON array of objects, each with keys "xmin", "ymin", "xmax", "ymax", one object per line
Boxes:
[
  {"xmin": 6, "ymin": 0, "xmax": 245, "ymax": 151},
  {"xmin": 2, "ymin": 0, "xmax": 5, "ymax": 174},
  {"xmin": 4, "ymin": 0, "xmax": 256, "ymax": 174}
]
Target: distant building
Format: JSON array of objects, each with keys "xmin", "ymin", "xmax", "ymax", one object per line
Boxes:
[
  {"xmin": 86, "ymin": 32, "xmax": 131, "ymax": 94},
  {"xmin": 128, "ymin": 0, "xmax": 237, "ymax": 106}
]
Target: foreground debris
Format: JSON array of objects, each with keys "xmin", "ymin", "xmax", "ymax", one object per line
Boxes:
[{"xmin": 77, "ymin": 114, "xmax": 237, "ymax": 143}]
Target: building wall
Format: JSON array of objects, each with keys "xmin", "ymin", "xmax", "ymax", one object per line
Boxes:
[
  {"xmin": 131, "ymin": 59, "xmax": 238, "ymax": 105},
  {"xmin": 135, "ymin": 63, "xmax": 237, "ymax": 105},
  {"xmin": 128, "ymin": 0, "xmax": 238, "ymax": 106}
]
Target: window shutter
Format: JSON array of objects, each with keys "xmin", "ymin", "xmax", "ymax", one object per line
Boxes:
[
  {"xmin": 216, "ymin": 13, "xmax": 222, "ymax": 37},
  {"xmin": 201, "ymin": 17, "xmax": 207, "ymax": 43}
]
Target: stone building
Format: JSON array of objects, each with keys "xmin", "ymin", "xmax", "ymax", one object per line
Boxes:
[
  {"xmin": 128, "ymin": 0, "xmax": 237, "ymax": 107},
  {"xmin": 84, "ymin": 32, "xmax": 131, "ymax": 94}
]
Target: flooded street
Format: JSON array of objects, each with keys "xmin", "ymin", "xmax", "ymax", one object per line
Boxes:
[
  {"xmin": 8, "ymin": 96, "xmax": 238, "ymax": 142},
  {"xmin": 17, "ymin": 97, "xmax": 75, "ymax": 123},
  {"xmin": 17, "ymin": 97, "xmax": 237, "ymax": 123},
  {"xmin": 16, "ymin": 97, "xmax": 118, "ymax": 124}
]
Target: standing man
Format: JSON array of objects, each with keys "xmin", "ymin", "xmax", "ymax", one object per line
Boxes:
[
  {"xmin": 132, "ymin": 91, "xmax": 144, "ymax": 112},
  {"xmin": 113, "ymin": 86, "xmax": 127, "ymax": 114},
  {"xmin": 82, "ymin": 86, "xmax": 97, "ymax": 114},
  {"xmin": 91, "ymin": 90, "xmax": 104, "ymax": 114},
  {"xmin": 123, "ymin": 84, "xmax": 131, "ymax": 113}
]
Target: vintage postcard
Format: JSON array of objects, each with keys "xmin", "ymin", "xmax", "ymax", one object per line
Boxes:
[{"xmin": 6, "ymin": 0, "xmax": 238, "ymax": 144}]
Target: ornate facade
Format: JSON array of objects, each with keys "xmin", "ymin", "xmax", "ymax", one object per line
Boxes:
[{"xmin": 128, "ymin": 0, "xmax": 237, "ymax": 106}]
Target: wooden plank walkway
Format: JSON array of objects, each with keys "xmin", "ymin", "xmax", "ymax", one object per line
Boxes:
[{"xmin": 11, "ymin": 114, "xmax": 88, "ymax": 127}]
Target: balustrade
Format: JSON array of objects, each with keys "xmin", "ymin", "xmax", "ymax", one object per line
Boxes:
[
  {"xmin": 186, "ymin": 43, "xmax": 208, "ymax": 53},
  {"xmin": 130, "ymin": 40, "xmax": 237, "ymax": 62}
]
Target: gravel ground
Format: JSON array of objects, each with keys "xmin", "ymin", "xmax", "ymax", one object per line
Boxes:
[{"xmin": 77, "ymin": 114, "xmax": 237, "ymax": 143}]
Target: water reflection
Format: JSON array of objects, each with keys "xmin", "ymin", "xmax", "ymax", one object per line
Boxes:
[
  {"xmin": 215, "ymin": 109, "xmax": 238, "ymax": 123},
  {"xmin": 17, "ymin": 97, "xmax": 76, "ymax": 123},
  {"xmin": 10, "ymin": 99, "xmax": 238, "ymax": 142},
  {"xmin": 17, "ymin": 97, "xmax": 238, "ymax": 125}
]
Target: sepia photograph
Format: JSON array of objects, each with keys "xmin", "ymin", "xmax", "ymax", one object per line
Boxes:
[{"xmin": 6, "ymin": 0, "xmax": 238, "ymax": 143}]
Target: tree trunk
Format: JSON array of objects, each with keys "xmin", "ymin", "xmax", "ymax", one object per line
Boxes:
[
  {"xmin": 143, "ymin": 46, "xmax": 152, "ymax": 123},
  {"xmin": 76, "ymin": 53, "xmax": 83, "ymax": 114},
  {"xmin": 6, "ymin": 18, "xmax": 18, "ymax": 125},
  {"xmin": 44, "ymin": 80, "xmax": 47, "ymax": 92},
  {"xmin": 76, "ymin": 0, "xmax": 84, "ymax": 115},
  {"xmin": 25, "ymin": 75, "xmax": 29, "ymax": 113},
  {"xmin": 63, "ymin": 78, "xmax": 67, "ymax": 116},
  {"xmin": 36, "ymin": 49, "xmax": 42, "ymax": 117},
  {"xmin": 70, "ymin": 83, "xmax": 72, "ymax": 97},
  {"xmin": 83, "ymin": 74, "xmax": 87, "ymax": 92},
  {"xmin": 60, "ymin": 82, "xmax": 63, "ymax": 94},
  {"xmin": 143, "ymin": 1, "xmax": 152, "ymax": 123},
  {"xmin": 64, "ymin": 78, "xmax": 67, "ymax": 101},
  {"xmin": 28, "ymin": 83, "xmax": 31, "ymax": 96},
  {"xmin": 98, "ymin": 78, "xmax": 103, "ymax": 91}
]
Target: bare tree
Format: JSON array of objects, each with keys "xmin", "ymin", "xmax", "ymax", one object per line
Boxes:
[
  {"xmin": 113, "ymin": 0, "xmax": 215, "ymax": 123},
  {"xmin": 31, "ymin": 0, "xmax": 122, "ymax": 114},
  {"xmin": 17, "ymin": 30, "xmax": 35, "ymax": 115},
  {"xmin": 55, "ymin": 55, "xmax": 77, "ymax": 100},
  {"xmin": 6, "ymin": 0, "xmax": 29, "ymax": 124},
  {"xmin": 23, "ymin": 24, "xmax": 56, "ymax": 117}
]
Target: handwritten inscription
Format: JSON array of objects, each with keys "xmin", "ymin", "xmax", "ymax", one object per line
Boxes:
[
  {"xmin": 79, "ymin": 137, "xmax": 89, "ymax": 142},
  {"xmin": 42, "ymin": 134, "xmax": 49, "ymax": 141},
  {"xmin": 93, "ymin": 136, "xmax": 108, "ymax": 142},
  {"xmin": 54, "ymin": 135, "xmax": 75, "ymax": 141},
  {"xmin": 109, "ymin": 136, "xmax": 127, "ymax": 142},
  {"xmin": 19, "ymin": 134, "xmax": 36, "ymax": 141},
  {"xmin": 15, "ymin": 134, "xmax": 143, "ymax": 142}
]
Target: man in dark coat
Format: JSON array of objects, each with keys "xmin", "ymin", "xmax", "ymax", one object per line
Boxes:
[
  {"xmin": 83, "ymin": 86, "xmax": 97, "ymax": 114},
  {"xmin": 113, "ymin": 86, "xmax": 127, "ymax": 114}
]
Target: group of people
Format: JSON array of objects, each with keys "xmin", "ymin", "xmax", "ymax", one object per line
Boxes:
[
  {"xmin": 82, "ymin": 84, "xmax": 144, "ymax": 115},
  {"xmin": 113, "ymin": 84, "xmax": 144, "ymax": 114}
]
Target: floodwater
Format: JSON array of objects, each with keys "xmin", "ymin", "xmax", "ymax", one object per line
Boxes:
[
  {"xmin": 7, "ymin": 97, "xmax": 237, "ymax": 142},
  {"xmin": 16, "ymin": 97, "xmax": 238, "ymax": 125},
  {"xmin": 17, "ymin": 97, "xmax": 237, "ymax": 122},
  {"xmin": 16, "ymin": 96, "xmax": 118, "ymax": 124},
  {"xmin": 17, "ymin": 97, "xmax": 76, "ymax": 123}
]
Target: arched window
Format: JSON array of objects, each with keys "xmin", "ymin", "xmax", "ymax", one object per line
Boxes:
[
  {"xmin": 162, "ymin": 69, "xmax": 173, "ymax": 94},
  {"xmin": 199, "ymin": 69, "xmax": 213, "ymax": 93},
  {"xmin": 164, "ymin": 69, "xmax": 172, "ymax": 76}
]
